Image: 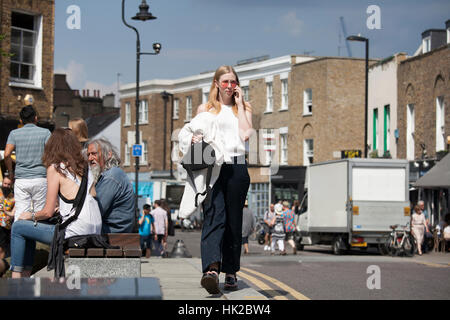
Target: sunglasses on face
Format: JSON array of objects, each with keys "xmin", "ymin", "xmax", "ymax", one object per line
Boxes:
[{"xmin": 220, "ymin": 80, "xmax": 238, "ymax": 89}]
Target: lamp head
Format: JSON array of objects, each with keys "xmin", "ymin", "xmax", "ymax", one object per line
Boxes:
[
  {"xmin": 346, "ymin": 35, "xmax": 368, "ymax": 42},
  {"xmin": 152, "ymin": 42, "xmax": 161, "ymax": 54},
  {"xmin": 132, "ymin": 0, "xmax": 157, "ymax": 21}
]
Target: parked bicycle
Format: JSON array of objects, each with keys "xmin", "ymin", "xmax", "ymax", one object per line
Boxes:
[{"xmin": 379, "ymin": 223, "xmax": 415, "ymax": 257}]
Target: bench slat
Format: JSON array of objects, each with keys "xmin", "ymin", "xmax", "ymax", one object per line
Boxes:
[
  {"xmin": 123, "ymin": 248, "xmax": 142, "ymax": 257},
  {"xmin": 68, "ymin": 248, "xmax": 86, "ymax": 257},
  {"xmin": 106, "ymin": 249, "xmax": 124, "ymax": 257},
  {"xmin": 107, "ymin": 234, "xmax": 140, "ymax": 248},
  {"xmin": 87, "ymin": 248, "xmax": 105, "ymax": 257}
]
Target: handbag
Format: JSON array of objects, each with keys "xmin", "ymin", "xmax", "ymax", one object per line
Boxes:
[
  {"xmin": 181, "ymin": 139, "xmax": 216, "ymax": 207},
  {"xmin": 39, "ymin": 212, "xmax": 62, "ymax": 225}
]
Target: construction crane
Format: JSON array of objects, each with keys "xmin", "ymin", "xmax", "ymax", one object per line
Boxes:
[{"xmin": 339, "ymin": 16, "xmax": 352, "ymax": 57}]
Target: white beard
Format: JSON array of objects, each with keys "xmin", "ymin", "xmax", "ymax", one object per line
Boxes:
[{"xmin": 90, "ymin": 165, "xmax": 102, "ymax": 184}]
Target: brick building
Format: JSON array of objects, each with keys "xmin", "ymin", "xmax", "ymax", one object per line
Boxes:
[
  {"xmin": 397, "ymin": 24, "xmax": 450, "ymax": 172},
  {"xmin": 53, "ymin": 73, "xmax": 118, "ymax": 128},
  {"xmin": 120, "ymin": 55, "xmax": 370, "ymax": 216},
  {"xmin": 0, "ymin": 0, "xmax": 55, "ymax": 149}
]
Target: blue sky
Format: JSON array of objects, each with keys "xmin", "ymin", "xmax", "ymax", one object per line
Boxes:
[{"xmin": 54, "ymin": 0, "xmax": 450, "ymax": 98}]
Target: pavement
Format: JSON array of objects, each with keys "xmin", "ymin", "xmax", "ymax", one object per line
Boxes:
[
  {"xmin": 140, "ymin": 257, "xmax": 268, "ymax": 300},
  {"xmin": 30, "ymin": 249, "xmax": 449, "ymax": 300}
]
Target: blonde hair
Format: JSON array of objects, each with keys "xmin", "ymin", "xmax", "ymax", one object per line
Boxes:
[
  {"xmin": 206, "ymin": 65, "xmax": 251, "ymax": 116},
  {"xmin": 68, "ymin": 118, "xmax": 89, "ymax": 143}
]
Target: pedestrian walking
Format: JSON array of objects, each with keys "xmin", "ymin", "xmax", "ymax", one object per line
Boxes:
[
  {"xmin": 411, "ymin": 204, "xmax": 429, "ymax": 255},
  {"xmin": 151, "ymin": 200, "xmax": 168, "ymax": 257},
  {"xmin": 263, "ymin": 204, "xmax": 275, "ymax": 251},
  {"xmin": 189, "ymin": 65, "xmax": 252, "ymax": 294},
  {"xmin": 139, "ymin": 204, "xmax": 156, "ymax": 258},
  {"xmin": 160, "ymin": 199, "xmax": 174, "ymax": 256},
  {"xmin": 271, "ymin": 204, "xmax": 286, "ymax": 255},
  {"xmin": 4, "ymin": 106, "xmax": 51, "ymax": 222},
  {"xmin": 241, "ymin": 200, "xmax": 255, "ymax": 255},
  {"xmin": 282, "ymin": 201, "xmax": 297, "ymax": 255}
]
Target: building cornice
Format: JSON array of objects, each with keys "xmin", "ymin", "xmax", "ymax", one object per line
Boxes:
[{"xmin": 119, "ymin": 55, "xmax": 316, "ymax": 99}]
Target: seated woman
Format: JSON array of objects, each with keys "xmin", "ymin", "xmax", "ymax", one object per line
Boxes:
[{"xmin": 10, "ymin": 128, "xmax": 102, "ymax": 278}]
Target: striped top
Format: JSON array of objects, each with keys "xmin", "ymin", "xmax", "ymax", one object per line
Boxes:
[{"xmin": 6, "ymin": 123, "xmax": 51, "ymax": 179}]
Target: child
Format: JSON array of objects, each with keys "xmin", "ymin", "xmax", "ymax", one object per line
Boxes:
[{"xmin": 271, "ymin": 204, "xmax": 286, "ymax": 255}]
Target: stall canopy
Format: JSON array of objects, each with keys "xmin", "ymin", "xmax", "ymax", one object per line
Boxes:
[{"xmin": 414, "ymin": 153, "xmax": 450, "ymax": 188}]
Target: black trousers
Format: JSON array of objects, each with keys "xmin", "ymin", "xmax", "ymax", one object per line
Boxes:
[{"xmin": 201, "ymin": 157, "xmax": 250, "ymax": 274}]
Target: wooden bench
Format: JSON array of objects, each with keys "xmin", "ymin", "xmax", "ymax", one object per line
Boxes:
[
  {"xmin": 65, "ymin": 234, "xmax": 142, "ymax": 278},
  {"xmin": 67, "ymin": 233, "xmax": 141, "ymax": 258}
]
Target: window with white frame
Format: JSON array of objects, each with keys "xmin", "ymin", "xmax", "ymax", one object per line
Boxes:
[
  {"xmin": 140, "ymin": 141, "xmax": 148, "ymax": 165},
  {"xmin": 173, "ymin": 99, "xmax": 179, "ymax": 119},
  {"xmin": 248, "ymin": 183, "xmax": 270, "ymax": 218},
  {"xmin": 303, "ymin": 89, "xmax": 312, "ymax": 115},
  {"xmin": 10, "ymin": 11, "xmax": 42, "ymax": 86},
  {"xmin": 406, "ymin": 104, "xmax": 415, "ymax": 160},
  {"xmin": 266, "ymin": 82, "xmax": 273, "ymax": 112},
  {"xmin": 436, "ymin": 96, "xmax": 445, "ymax": 151},
  {"xmin": 186, "ymin": 96, "xmax": 192, "ymax": 121},
  {"xmin": 202, "ymin": 92, "xmax": 209, "ymax": 104},
  {"xmin": 423, "ymin": 37, "xmax": 431, "ymax": 54},
  {"xmin": 303, "ymin": 139, "xmax": 314, "ymax": 166},
  {"xmin": 243, "ymin": 86, "xmax": 249, "ymax": 101},
  {"xmin": 124, "ymin": 102, "xmax": 131, "ymax": 126},
  {"xmin": 263, "ymin": 128, "xmax": 275, "ymax": 165},
  {"xmin": 280, "ymin": 129, "xmax": 288, "ymax": 165},
  {"xmin": 124, "ymin": 142, "xmax": 130, "ymax": 166},
  {"xmin": 139, "ymin": 100, "xmax": 148, "ymax": 124},
  {"xmin": 281, "ymin": 79, "xmax": 288, "ymax": 110}
]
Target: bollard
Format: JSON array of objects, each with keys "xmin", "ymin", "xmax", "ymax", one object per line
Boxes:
[{"xmin": 169, "ymin": 239, "xmax": 192, "ymax": 258}]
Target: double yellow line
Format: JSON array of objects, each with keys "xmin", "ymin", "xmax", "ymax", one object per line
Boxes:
[{"xmin": 237, "ymin": 267, "xmax": 310, "ymax": 300}]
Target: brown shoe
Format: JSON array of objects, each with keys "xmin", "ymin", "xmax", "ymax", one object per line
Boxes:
[
  {"xmin": 201, "ymin": 270, "xmax": 220, "ymax": 295},
  {"xmin": 145, "ymin": 248, "xmax": 151, "ymax": 258},
  {"xmin": 293, "ymin": 247, "xmax": 297, "ymax": 255}
]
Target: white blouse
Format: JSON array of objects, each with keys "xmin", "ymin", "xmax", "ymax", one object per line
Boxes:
[{"xmin": 215, "ymin": 104, "xmax": 246, "ymax": 159}]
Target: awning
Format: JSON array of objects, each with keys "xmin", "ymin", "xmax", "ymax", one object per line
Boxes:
[
  {"xmin": 414, "ymin": 153, "xmax": 450, "ymax": 188},
  {"xmin": 131, "ymin": 181, "xmax": 154, "ymax": 198}
]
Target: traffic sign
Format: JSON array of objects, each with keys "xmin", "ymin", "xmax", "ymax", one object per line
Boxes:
[{"xmin": 132, "ymin": 144, "xmax": 142, "ymax": 157}]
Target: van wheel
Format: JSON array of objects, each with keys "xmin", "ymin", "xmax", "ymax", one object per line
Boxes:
[{"xmin": 332, "ymin": 238, "xmax": 345, "ymax": 255}]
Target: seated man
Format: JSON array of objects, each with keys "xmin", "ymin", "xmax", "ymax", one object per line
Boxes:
[{"xmin": 87, "ymin": 138, "xmax": 136, "ymax": 233}]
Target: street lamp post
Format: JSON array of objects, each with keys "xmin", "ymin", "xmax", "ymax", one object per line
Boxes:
[
  {"xmin": 161, "ymin": 91, "xmax": 174, "ymax": 179},
  {"xmin": 122, "ymin": 0, "xmax": 161, "ymax": 220},
  {"xmin": 347, "ymin": 35, "xmax": 369, "ymax": 158}
]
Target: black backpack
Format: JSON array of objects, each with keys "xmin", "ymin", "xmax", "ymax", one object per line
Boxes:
[{"xmin": 181, "ymin": 139, "xmax": 216, "ymax": 207}]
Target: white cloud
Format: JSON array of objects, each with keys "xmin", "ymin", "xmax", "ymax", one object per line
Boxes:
[
  {"xmin": 280, "ymin": 12, "xmax": 303, "ymax": 37},
  {"xmin": 55, "ymin": 60, "xmax": 119, "ymax": 106},
  {"xmin": 54, "ymin": 60, "xmax": 86, "ymax": 89}
]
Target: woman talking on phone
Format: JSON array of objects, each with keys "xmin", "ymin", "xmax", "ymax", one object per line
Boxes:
[{"xmin": 194, "ymin": 65, "xmax": 252, "ymax": 293}]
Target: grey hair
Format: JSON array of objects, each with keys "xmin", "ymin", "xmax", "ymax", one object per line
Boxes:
[{"xmin": 87, "ymin": 138, "xmax": 121, "ymax": 171}]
